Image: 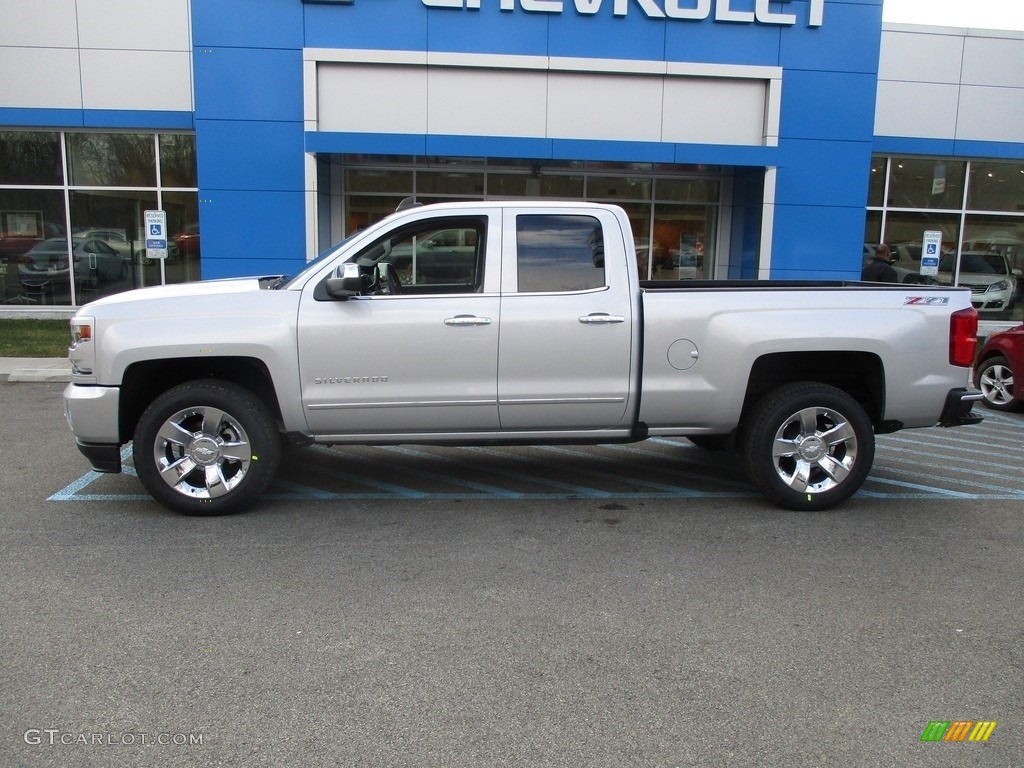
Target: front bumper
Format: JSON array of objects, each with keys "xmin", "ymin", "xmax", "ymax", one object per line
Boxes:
[
  {"xmin": 63, "ymin": 383, "xmax": 123, "ymax": 471},
  {"xmin": 76, "ymin": 441, "xmax": 122, "ymax": 473},
  {"xmin": 938, "ymin": 387, "xmax": 984, "ymax": 427}
]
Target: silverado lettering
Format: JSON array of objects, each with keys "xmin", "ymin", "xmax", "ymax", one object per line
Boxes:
[{"xmin": 315, "ymin": 376, "xmax": 389, "ymax": 384}]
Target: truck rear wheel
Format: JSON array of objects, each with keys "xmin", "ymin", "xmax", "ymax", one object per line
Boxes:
[
  {"xmin": 133, "ymin": 380, "xmax": 281, "ymax": 515},
  {"xmin": 741, "ymin": 382, "xmax": 874, "ymax": 511}
]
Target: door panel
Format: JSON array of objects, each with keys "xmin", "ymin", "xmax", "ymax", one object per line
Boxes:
[
  {"xmin": 497, "ymin": 209, "xmax": 634, "ymax": 431},
  {"xmin": 297, "ymin": 210, "xmax": 500, "ymax": 435},
  {"xmin": 298, "ymin": 294, "xmax": 500, "ymax": 434}
]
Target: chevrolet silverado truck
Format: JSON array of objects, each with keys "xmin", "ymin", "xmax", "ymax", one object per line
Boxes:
[{"xmin": 63, "ymin": 201, "xmax": 982, "ymax": 515}]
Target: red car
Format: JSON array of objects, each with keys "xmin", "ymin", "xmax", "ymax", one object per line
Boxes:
[{"xmin": 974, "ymin": 323, "xmax": 1024, "ymax": 411}]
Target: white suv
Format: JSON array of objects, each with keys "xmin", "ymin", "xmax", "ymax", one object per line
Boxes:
[{"xmin": 933, "ymin": 251, "xmax": 1019, "ymax": 314}]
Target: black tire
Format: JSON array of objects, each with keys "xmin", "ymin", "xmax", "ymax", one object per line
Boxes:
[
  {"xmin": 741, "ymin": 382, "xmax": 874, "ymax": 511},
  {"xmin": 133, "ymin": 380, "xmax": 281, "ymax": 515},
  {"xmin": 974, "ymin": 355, "xmax": 1022, "ymax": 412}
]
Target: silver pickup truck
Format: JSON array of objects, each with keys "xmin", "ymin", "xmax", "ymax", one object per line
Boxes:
[{"xmin": 63, "ymin": 201, "xmax": 982, "ymax": 515}]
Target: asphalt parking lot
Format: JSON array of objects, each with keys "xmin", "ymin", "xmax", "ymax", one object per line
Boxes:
[{"xmin": 1, "ymin": 381, "xmax": 1022, "ymax": 767}]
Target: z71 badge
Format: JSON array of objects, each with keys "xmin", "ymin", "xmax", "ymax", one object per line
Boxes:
[{"xmin": 904, "ymin": 297, "xmax": 950, "ymax": 306}]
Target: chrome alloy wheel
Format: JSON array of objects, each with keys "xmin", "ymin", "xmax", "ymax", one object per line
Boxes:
[
  {"xmin": 978, "ymin": 361, "xmax": 1015, "ymax": 408},
  {"xmin": 770, "ymin": 406, "xmax": 859, "ymax": 495},
  {"xmin": 153, "ymin": 406, "xmax": 253, "ymax": 499}
]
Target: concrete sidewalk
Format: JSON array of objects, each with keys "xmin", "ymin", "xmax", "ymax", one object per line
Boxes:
[{"xmin": 0, "ymin": 358, "xmax": 72, "ymax": 383}]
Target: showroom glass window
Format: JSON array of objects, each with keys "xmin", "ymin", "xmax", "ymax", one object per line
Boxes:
[
  {"xmin": 0, "ymin": 130, "xmax": 200, "ymax": 307},
  {"xmin": 324, "ymin": 155, "xmax": 722, "ymax": 282},
  {"xmin": 866, "ymin": 156, "xmax": 1024, "ymax": 323}
]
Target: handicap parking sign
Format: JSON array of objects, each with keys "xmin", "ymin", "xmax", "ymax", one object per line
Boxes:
[
  {"xmin": 921, "ymin": 230, "xmax": 942, "ymax": 276},
  {"xmin": 144, "ymin": 210, "xmax": 168, "ymax": 260}
]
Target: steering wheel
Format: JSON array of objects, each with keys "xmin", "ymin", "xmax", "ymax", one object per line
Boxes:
[{"xmin": 381, "ymin": 262, "xmax": 402, "ymax": 295}]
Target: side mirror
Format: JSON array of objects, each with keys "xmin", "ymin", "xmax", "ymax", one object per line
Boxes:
[{"xmin": 325, "ymin": 263, "xmax": 369, "ymax": 299}]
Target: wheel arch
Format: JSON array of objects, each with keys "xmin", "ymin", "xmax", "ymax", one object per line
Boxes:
[
  {"xmin": 975, "ymin": 344, "xmax": 1008, "ymax": 368},
  {"xmin": 741, "ymin": 351, "xmax": 885, "ymax": 428},
  {"xmin": 118, "ymin": 357, "xmax": 282, "ymax": 444}
]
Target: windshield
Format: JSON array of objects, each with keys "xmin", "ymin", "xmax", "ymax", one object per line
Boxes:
[
  {"xmin": 275, "ymin": 231, "xmax": 361, "ymax": 289},
  {"xmin": 938, "ymin": 252, "xmax": 1007, "ymax": 275}
]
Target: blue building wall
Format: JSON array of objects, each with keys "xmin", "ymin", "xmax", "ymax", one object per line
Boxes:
[
  {"xmin": 191, "ymin": 1, "xmax": 307, "ymax": 278},
  {"xmin": 729, "ymin": 168, "xmax": 766, "ymax": 279},
  {"xmin": 191, "ymin": 0, "xmax": 884, "ymax": 280}
]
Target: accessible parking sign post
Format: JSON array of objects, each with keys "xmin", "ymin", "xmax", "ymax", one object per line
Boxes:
[{"xmin": 144, "ymin": 210, "xmax": 168, "ymax": 261}]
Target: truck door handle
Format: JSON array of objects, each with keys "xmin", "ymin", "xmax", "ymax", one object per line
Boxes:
[
  {"xmin": 579, "ymin": 313, "xmax": 625, "ymax": 324},
  {"xmin": 444, "ymin": 315, "xmax": 492, "ymax": 326}
]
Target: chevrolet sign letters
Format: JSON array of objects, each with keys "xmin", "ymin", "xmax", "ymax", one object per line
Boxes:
[{"xmin": 422, "ymin": 0, "xmax": 824, "ymax": 27}]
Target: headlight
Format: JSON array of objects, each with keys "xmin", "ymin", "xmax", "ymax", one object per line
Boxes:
[
  {"xmin": 988, "ymin": 280, "xmax": 1011, "ymax": 293},
  {"xmin": 69, "ymin": 316, "xmax": 95, "ymax": 376},
  {"xmin": 69, "ymin": 318, "xmax": 92, "ymax": 348}
]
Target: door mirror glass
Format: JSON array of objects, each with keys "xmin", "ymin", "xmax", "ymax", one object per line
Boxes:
[{"xmin": 325, "ymin": 262, "xmax": 374, "ymax": 299}]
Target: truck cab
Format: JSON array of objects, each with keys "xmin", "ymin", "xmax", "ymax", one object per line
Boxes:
[{"xmin": 297, "ymin": 202, "xmax": 640, "ymax": 437}]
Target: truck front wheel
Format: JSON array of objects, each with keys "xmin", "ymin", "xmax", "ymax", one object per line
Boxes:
[
  {"xmin": 741, "ymin": 382, "xmax": 874, "ymax": 511},
  {"xmin": 133, "ymin": 380, "xmax": 281, "ymax": 515}
]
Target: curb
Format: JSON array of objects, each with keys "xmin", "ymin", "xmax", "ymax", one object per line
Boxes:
[
  {"xmin": 4, "ymin": 369, "xmax": 73, "ymax": 383},
  {"xmin": 0, "ymin": 358, "xmax": 73, "ymax": 383}
]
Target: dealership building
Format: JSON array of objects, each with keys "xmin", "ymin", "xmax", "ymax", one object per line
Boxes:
[{"xmin": 1, "ymin": 0, "xmax": 1022, "ymax": 324}]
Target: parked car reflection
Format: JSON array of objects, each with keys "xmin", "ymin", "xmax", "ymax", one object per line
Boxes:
[
  {"xmin": 372, "ymin": 227, "xmax": 479, "ymax": 284},
  {"xmin": 76, "ymin": 228, "xmax": 178, "ymax": 264},
  {"xmin": 19, "ymin": 236, "xmax": 126, "ymax": 284},
  {"xmin": 172, "ymin": 222, "xmax": 200, "ymax": 258},
  {"xmin": 933, "ymin": 251, "xmax": 1019, "ymax": 314}
]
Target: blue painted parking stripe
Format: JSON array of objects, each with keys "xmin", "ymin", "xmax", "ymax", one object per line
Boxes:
[
  {"xmin": 459, "ymin": 442, "xmax": 757, "ymax": 498},
  {"xmin": 876, "ymin": 448, "xmax": 1024, "ymax": 492},
  {"xmin": 533, "ymin": 445, "xmax": 709, "ymax": 496},
  {"xmin": 376, "ymin": 445, "xmax": 531, "ymax": 498},
  {"xmin": 49, "ymin": 445, "xmax": 138, "ymax": 501},
  {"xmin": 878, "ymin": 465, "xmax": 1024, "ymax": 495},
  {"xmin": 604, "ymin": 442, "xmax": 758, "ymax": 490},
  {"xmin": 45, "ymin": 421, "xmax": 1024, "ymax": 503},
  {"xmin": 884, "ymin": 430, "xmax": 1021, "ymax": 456},
  {"xmin": 299, "ymin": 448, "xmax": 434, "ymax": 498},
  {"xmin": 457, "ymin": 446, "xmax": 616, "ymax": 497},
  {"xmin": 49, "ymin": 471, "xmax": 106, "ymax": 500},
  {"xmin": 862, "ymin": 475, "xmax": 985, "ymax": 498}
]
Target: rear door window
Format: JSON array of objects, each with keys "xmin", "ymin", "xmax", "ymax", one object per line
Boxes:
[{"xmin": 515, "ymin": 215, "xmax": 605, "ymax": 293}]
